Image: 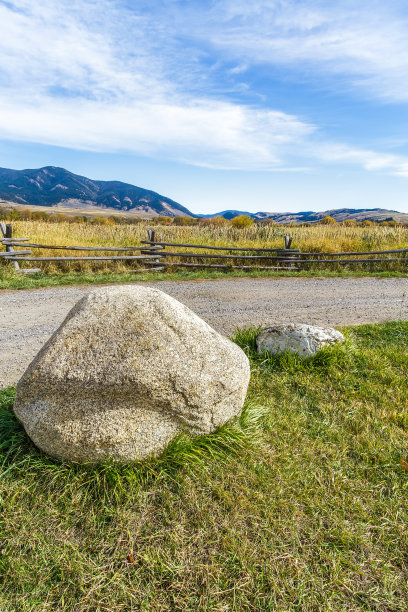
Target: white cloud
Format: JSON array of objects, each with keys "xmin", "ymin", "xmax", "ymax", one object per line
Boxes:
[
  {"xmin": 0, "ymin": 96, "xmax": 314, "ymax": 170},
  {"xmin": 0, "ymin": 0, "xmax": 315, "ymax": 169},
  {"xmin": 308, "ymin": 143, "xmax": 408, "ymax": 177},
  {"xmin": 1, "ymin": 0, "xmax": 408, "ymax": 176}
]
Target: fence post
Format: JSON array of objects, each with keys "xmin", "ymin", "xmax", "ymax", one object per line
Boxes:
[
  {"xmin": 284, "ymin": 235, "xmax": 293, "ymax": 249},
  {"xmin": 145, "ymin": 229, "xmax": 163, "ymax": 269},
  {"xmin": 1, "ymin": 223, "xmax": 21, "ymax": 271},
  {"xmin": 277, "ymin": 235, "xmax": 299, "ymax": 269}
]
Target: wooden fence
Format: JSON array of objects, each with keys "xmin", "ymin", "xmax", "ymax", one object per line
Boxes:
[
  {"xmin": 0, "ymin": 223, "xmax": 164, "ymax": 274},
  {"xmin": 141, "ymin": 230, "xmax": 408, "ymax": 270},
  {"xmin": 1, "ymin": 224, "xmax": 408, "ymax": 273}
]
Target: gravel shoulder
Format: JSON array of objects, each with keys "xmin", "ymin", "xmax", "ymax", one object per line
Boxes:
[{"xmin": 2, "ymin": 276, "xmax": 408, "ymax": 388}]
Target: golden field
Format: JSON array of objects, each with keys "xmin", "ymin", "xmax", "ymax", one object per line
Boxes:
[{"xmin": 2, "ymin": 219, "xmax": 408, "ymax": 273}]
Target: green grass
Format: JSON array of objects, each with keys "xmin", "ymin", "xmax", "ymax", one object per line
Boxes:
[
  {"xmin": 1, "ymin": 267, "xmax": 408, "ymax": 290},
  {"xmin": 0, "ymin": 322, "xmax": 407, "ymax": 610}
]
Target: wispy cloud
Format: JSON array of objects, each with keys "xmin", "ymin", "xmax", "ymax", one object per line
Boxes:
[
  {"xmin": 1, "ymin": 0, "xmax": 408, "ymax": 175},
  {"xmin": 203, "ymin": 0, "xmax": 408, "ymax": 103}
]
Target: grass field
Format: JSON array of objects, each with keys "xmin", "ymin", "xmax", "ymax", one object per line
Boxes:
[
  {"xmin": 1, "ymin": 220, "xmax": 408, "ymax": 288},
  {"xmin": 7, "ymin": 218, "xmax": 408, "ymax": 254},
  {"xmin": 1, "ymin": 322, "xmax": 407, "ymax": 610}
]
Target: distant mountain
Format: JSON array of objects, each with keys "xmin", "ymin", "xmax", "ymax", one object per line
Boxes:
[
  {"xmin": 0, "ymin": 166, "xmax": 194, "ymax": 217},
  {"xmin": 1, "ymin": 167, "xmax": 407, "ymax": 223},
  {"xmin": 205, "ymin": 208, "xmax": 408, "ymax": 223},
  {"xmin": 200, "ymin": 209, "xmax": 256, "ymax": 220}
]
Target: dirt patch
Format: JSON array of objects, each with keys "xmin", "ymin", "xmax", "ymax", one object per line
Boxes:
[{"xmin": 2, "ymin": 276, "xmax": 408, "ymax": 388}]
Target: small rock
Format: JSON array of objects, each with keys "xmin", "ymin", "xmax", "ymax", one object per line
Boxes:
[
  {"xmin": 13, "ymin": 286, "xmax": 250, "ymax": 463},
  {"xmin": 256, "ymin": 323, "xmax": 344, "ymax": 357}
]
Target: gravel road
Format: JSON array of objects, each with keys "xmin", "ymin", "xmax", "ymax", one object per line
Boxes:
[{"xmin": 2, "ymin": 277, "xmax": 408, "ymax": 388}]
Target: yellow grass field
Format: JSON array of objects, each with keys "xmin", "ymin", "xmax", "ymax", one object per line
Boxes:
[{"xmin": 2, "ymin": 219, "xmax": 408, "ymax": 273}]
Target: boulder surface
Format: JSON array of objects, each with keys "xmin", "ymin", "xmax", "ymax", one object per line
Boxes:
[
  {"xmin": 14, "ymin": 286, "xmax": 250, "ymax": 462},
  {"xmin": 256, "ymin": 323, "xmax": 344, "ymax": 357}
]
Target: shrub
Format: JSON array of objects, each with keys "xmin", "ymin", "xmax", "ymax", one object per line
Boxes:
[
  {"xmin": 199, "ymin": 216, "xmax": 228, "ymax": 227},
  {"xmin": 230, "ymin": 215, "xmax": 254, "ymax": 228},
  {"xmin": 320, "ymin": 215, "xmax": 337, "ymax": 225},
  {"xmin": 173, "ymin": 216, "xmax": 196, "ymax": 226},
  {"xmin": 89, "ymin": 216, "xmax": 115, "ymax": 226},
  {"xmin": 157, "ymin": 216, "xmax": 173, "ymax": 225}
]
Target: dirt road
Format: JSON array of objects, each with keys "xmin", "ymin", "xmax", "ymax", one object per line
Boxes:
[{"xmin": 1, "ymin": 276, "xmax": 408, "ymax": 388}]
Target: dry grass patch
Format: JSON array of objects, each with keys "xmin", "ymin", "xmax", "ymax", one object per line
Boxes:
[{"xmin": 1, "ymin": 220, "xmax": 408, "ymax": 277}]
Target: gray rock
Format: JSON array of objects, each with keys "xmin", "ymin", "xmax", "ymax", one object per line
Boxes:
[
  {"xmin": 13, "ymin": 286, "xmax": 250, "ymax": 463},
  {"xmin": 256, "ymin": 323, "xmax": 344, "ymax": 357}
]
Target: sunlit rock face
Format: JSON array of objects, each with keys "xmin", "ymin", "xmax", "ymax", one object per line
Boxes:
[
  {"xmin": 14, "ymin": 286, "xmax": 250, "ymax": 463},
  {"xmin": 256, "ymin": 324, "xmax": 344, "ymax": 357}
]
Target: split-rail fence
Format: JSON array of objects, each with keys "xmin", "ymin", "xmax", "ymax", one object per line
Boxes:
[{"xmin": 1, "ymin": 223, "xmax": 407, "ymax": 274}]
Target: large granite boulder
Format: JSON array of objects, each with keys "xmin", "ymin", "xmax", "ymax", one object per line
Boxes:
[
  {"xmin": 14, "ymin": 286, "xmax": 250, "ymax": 463},
  {"xmin": 256, "ymin": 323, "xmax": 344, "ymax": 357}
]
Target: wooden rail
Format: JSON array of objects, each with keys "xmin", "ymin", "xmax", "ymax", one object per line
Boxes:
[
  {"xmin": 14, "ymin": 255, "xmax": 161, "ymax": 262},
  {"xmin": 140, "ymin": 240, "xmax": 292, "ymax": 253},
  {"xmin": 298, "ymin": 257, "xmax": 406, "ymax": 264},
  {"xmin": 1, "ymin": 241, "xmax": 164, "ymax": 252},
  {"xmin": 0, "ymin": 250, "xmax": 32, "ymax": 257},
  {"xmin": 145, "ymin": 262, "xmax": 299, "ymax": 271},
  {"xmin": 158, "ymin": 252, "xmax": 297, "ymax": 260},
  {"xmin": 298, "ymin": 248, "xmax": 408, "ymax": 256}
]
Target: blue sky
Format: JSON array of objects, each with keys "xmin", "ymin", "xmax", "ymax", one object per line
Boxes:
[{"xmin": 1, "ymin": 0, "xmax": 408, "ymax": 214}]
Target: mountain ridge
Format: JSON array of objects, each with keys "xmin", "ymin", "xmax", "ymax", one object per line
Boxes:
[
  {"xmin": 0, "ymin": 166, "xmax": 407, "ymax": 223},
  {"xmin": 0, "ymin": 166, "xmax": 193, "ymax": 217},
  {"xmin": 204, "ymin": 208, "xmax": 408, "ymax": 223}
]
